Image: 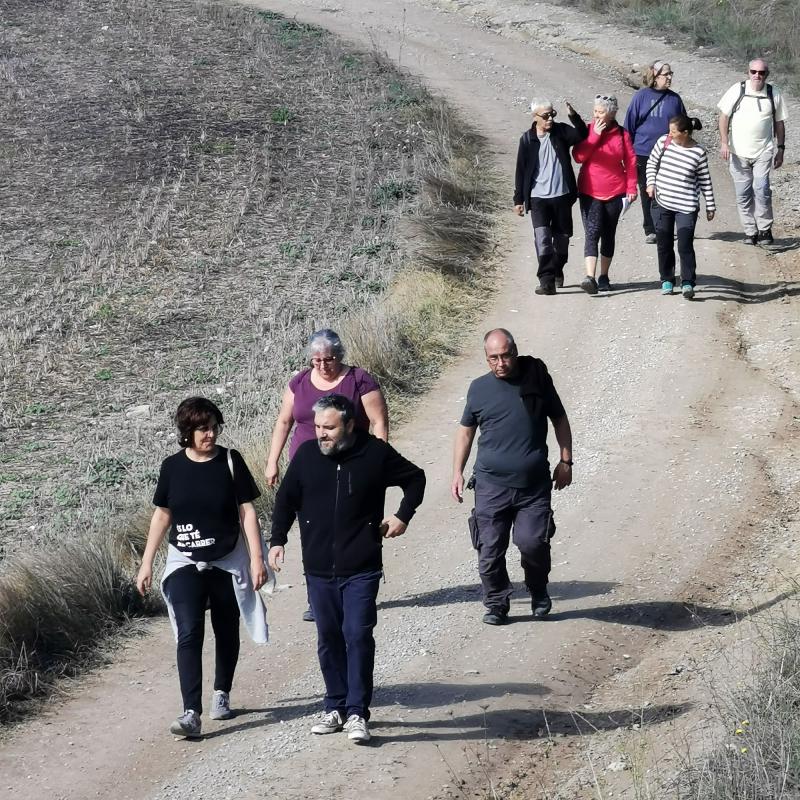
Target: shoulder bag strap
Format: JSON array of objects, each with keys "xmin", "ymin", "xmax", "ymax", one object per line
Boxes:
[{"xmin": 633, "ymin": 91, "xmax": 668, "ymax": 133}]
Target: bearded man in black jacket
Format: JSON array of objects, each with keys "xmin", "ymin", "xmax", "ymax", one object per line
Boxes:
[{"xmin": 269, "ymin": 394, "xmax": 425, "ymax": 744}]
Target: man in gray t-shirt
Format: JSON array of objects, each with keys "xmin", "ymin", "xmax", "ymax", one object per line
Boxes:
[{"xmin": 452, "ymin": 328, "xmax": 573, "ymax": 625}]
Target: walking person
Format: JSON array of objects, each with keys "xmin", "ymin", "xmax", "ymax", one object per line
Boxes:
[
  {"xmin": 624, "ymin": 60, "xmax": 687, "ymax": 243},
  {"xmin": 718, "ymin": 58, "xmax": 788, "ymax": 245},
  {"xmin": 136, "ymin": 397, "xmax": 269, "ymax": 738},
  {"xmin": 514, "ymin": 98, "xmax": 588, "ymax": 295},
  {"xmin": 451, "ymin": 329, "xmax": 573, "ymax": 625},
  {"xmin": 573, "ymin": 94, "xmax": 638, "ymax": 294},
  {"xmin": 265, "ymin": 328, "xmax": 388, "ymax": 622},
  {"xmin": 646, "ymin": 115, "xmax": 716, "ymax": 299},
  {"xmin": 269, "ymin": 395, "xmax": 425, "ymax": 744}
]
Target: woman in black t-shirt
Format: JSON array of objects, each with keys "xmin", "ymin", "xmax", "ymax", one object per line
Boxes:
[{"xmin": 136, "ymin": 397, "xmax": 267, "ymax": 738}]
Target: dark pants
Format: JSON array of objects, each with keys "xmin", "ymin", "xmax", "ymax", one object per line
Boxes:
[
  {"xmin": 650, "ymin": 201, "xmax": 699, "ymax": 286},
  {"xmin": 164, "ymin": 565, "xmax": 241, "ymax": 714},
  {"xmin": 579, "ymin": 194, "xmax": 624, "ymax": 258},
  {"xmin": 530, "ymin": 195, "xmax": 574, "ymax": 283},
  {"xmin": 470, "ymin": 478, "xmax": 555, "ymax": 613},
  {"xmin": 306, "ymin": 570, "xmax": 382, "ymax": 720},
  {"xmin": 636, "ymin": 155, "xmax": 655, "ymax": 235}
]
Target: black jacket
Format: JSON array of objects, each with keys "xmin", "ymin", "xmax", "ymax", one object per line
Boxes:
[
  {"xmin": 269, "ymin": 431, "xmax": 426, "ymax": 577},
  {"xmin": 513, "ymin": 110, "xmax": 588, "ymax": 211}
]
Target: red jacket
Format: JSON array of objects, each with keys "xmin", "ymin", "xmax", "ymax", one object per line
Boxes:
[{"xmin": 573, "ymin": 123, "xmax": 637, "ymax": 199}]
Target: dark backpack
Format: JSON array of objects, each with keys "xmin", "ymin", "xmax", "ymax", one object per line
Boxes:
[{"xmin": 729, "ymin": 80, "xmax": 776, "ymax": 128}]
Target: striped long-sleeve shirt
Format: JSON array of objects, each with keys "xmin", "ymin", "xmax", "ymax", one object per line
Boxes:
[{"xmin": 646, "ymin": 135, "xmax": 715, "ymax": 214}]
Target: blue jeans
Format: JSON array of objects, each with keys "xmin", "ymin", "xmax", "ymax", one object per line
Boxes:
[{"xmin": 306, "ymin": 570, "xmax": 382, "ymax": 720}]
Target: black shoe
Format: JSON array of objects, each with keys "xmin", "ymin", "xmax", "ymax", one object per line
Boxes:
[
  {"xmin": 555, "ymin": 272, "xmax": 564, "ymax": 289},
  {"xmin": 482, "ymin": 608, "xmax": 509, "ymax": 625},
  {"xmin": 743, "ymin": 233, "xmax": 758, "ymax": 245},
  {"xmin": 597, "ymin": 275, "xmax": 611, "ymax": 292},
  {"xmin": 535, "ymin": 281, "xmax": 556, "ymax": 296},
  {"xmin": 758, "ymin": 228, "xmax": 774, "ymax": 245},
  {"xmin": 580, "ymin": 275, "xmax": 598, "ymax": 295},
  {"xmin": 532, "ymin": 593, "xmax": 552, "ymax": 619},
  {"xmin": 302, "ymin": 605, "xmax": 315, "ymax": 622}
]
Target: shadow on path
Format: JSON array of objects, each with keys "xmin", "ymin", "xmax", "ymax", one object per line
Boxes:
[
  {"xmin": 377, "ymin": 701, "xmax": 691, "ymax": 743},
  {"xmin": 545, "ymin": 590, "xmax": 795, "ymax": 631},
  {"xmin": 378, "ymin": 580, "xmax": 618, "ymax": 610}
]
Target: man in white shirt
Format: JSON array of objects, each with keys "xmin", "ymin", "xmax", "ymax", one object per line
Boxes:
[{"xmin": 718, "ymin": 58, "xmax": 788, "ymax": 246}]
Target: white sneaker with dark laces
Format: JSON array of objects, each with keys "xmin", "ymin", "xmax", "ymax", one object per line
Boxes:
[
  {"xmin": 170, "ymin": 709, "xmax": 201, "ymax": 738},
  {"xmin": 343, "ymin": 714, "xmax": 371, "ymax": 744},
  {"xmin": 210, "ymin": 690, "xmax": 233, "ymax": 720},
  {"xmin": 311, "ymin": 709, "xmax": 344, "ymax": 735}
]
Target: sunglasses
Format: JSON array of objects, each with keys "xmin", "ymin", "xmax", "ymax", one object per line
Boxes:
[
  {"xmin": 750, "ymin": 69, "xmax": 767, "ymax": 76},
  {"xmin": 535, "ymin": 111, "xmax": 557, "ymax": 120},
  {"xmin": 595, "ymin": 94, "xmax": 617, "ymax": 102}
]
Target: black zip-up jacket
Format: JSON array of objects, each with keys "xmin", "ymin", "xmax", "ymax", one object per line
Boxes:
[
  {"xmin": 513, "ymin": 110, "xmax": 589, "ymax": 212},
  {"xmin": 269, "ymin": 431, "xmax": 426, "ymax": 577}
]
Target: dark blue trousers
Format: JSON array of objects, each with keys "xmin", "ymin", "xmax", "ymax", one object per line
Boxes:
[{"xmin": 306, "ymin": 570, "xmax": 382, "ymax": 720}]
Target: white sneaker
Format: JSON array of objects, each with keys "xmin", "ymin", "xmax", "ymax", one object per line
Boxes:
[
  {"xmin": 210, "ymin": 690, "xmax": 233, "ymax": 720},
  {"xmin": 311, "ymin": 709, "xmax": 344, "ymax": 735},
  {"xmin": 343, "ymin": 714, "xmax": 371, "ymax": 744},
  {"xmin": 170, "ymin": 709, "xmax": 201, "ymax": 738}
]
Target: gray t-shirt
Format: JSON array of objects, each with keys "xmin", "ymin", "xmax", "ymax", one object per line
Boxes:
[
  {"xmin": 460, "ymin": 363, "xmax": 565, "ymax": 489},
  {"xmin": 531, "ymin": 133, "xmax": 569, "ymax": 199}
]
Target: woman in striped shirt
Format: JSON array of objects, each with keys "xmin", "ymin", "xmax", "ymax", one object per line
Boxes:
[{"xmin": 646, "ymin": 115, "xmax": 715, "ymax": 299}]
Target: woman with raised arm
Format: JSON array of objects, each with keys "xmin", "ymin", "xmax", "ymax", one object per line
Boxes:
[{"xmin": 573, "ymin": 94, "xmax": 638, "ymax": 294}]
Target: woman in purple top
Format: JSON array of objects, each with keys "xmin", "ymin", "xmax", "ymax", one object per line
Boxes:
[
  {"xmin": 265, "ymin": 329, "xmax": 389, "ymax": 620},
  {"xmin": 266, "ymin": 329, "xmax": 388, "ymax": 483}
]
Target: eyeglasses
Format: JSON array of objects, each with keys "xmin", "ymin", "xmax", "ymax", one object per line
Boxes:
[
  {"xmin": 749, "ymin": 69, "xmax": 767, "ymax": 76},
  {"xmin": 535, "ymin": 111, "xmax": 557, "ymax": 120},
  {"xmin": 487, "ymin": 351, "xmax": 515, "ymax": 363},
  {"xmin": 656, "ymin": 71, "xmax": 674, "ymax": 77},
  {"xmin": 311, "ymin": 356, "xmax": 338, "ymax": 365}
]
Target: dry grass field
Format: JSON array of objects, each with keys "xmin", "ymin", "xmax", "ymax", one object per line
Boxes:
[{"xmin": 0, "ymin": 0, "xmax": 496, "ymax": 719}]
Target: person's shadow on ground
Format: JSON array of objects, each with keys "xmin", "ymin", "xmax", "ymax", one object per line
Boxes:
[
  {"xmin": 538, "ymin": 589, "xmax": 796, "ymax": 631},
  {"xmin": 377, "ymin": 580, "xmax": 618, "ymax": 610}
]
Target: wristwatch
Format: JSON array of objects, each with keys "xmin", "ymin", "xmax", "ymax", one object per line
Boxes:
[{"xmin": 777, "ymin": 144, "xmax": 786, "ymax": 149}]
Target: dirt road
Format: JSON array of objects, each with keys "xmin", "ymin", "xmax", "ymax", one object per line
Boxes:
[{"xmin": 2, "ymin": 1, "xmax": 798, "ymax": 798}]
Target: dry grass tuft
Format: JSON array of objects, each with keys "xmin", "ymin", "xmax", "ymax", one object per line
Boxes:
[{"xmin": 675, "ymin": 602, "xmax": 800, "ymax": 798}]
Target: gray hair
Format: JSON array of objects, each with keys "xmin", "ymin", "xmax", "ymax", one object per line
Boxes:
[
  {"xmin": 530, "ymin": 97, "xmax": 553, "ymax": 114},
  {"xmin": 307, "ymin": 328, "xmax": 345, "ymax": 360},
  {"xmin": 312, "ymin": 394, "xmax": 355, "ymax": 424},
  {"xmin": 594, "ymin": 94, "xmax": 619, "ymax": 115}
]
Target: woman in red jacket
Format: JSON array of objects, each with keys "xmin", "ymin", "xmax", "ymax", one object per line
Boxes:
[{"xmin": 573, "ymin": 94, "xmax": 638, "ymax": 293}]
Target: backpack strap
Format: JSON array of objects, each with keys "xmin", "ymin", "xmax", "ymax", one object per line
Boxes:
[{"xmin": 729, "ymin": 81, "xmax": 776, "ymax": 128}]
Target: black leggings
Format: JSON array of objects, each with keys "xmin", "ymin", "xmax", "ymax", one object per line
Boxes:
[
  {"xmin": 579, "ymin": 194, "xmax": 624, "ymax": 259},
  {"xmin": 636, "ymin": 155, "xmax": 655, "ymax": 235},
  {"xmin": 164, "ymin": 565, "xmax": 240, "ymax": 714}
]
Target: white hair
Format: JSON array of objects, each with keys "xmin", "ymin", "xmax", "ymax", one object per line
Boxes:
[
  {"xmin": 530, "ymin": 97, "xmax": 553, "ymax": 114},
  {"xmin": 594, "ymin": 94, "xmax": 618, "ymax": 115},
  {"xmin": 307, "ymin": 328, "xmax": 345, "ymax": 360}
]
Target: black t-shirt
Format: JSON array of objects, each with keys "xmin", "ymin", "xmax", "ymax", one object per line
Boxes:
[
  {"xmin": 153, "ymin": 446, "xmax": 260, "ymax": 561},
  {"xmin": 460, "ymin": 360, "xmax": 565, "ymax": 489}
]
